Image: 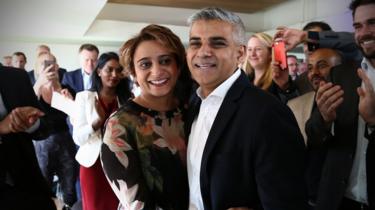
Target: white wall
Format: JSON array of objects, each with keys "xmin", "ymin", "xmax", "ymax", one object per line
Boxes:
[
  {"xmin": 0, "ymin": 41, "xmax": 120, "ymax": 71},
  {"xmin": 0, "ymin": 0, "xmax": 356, "ymax": 70}
]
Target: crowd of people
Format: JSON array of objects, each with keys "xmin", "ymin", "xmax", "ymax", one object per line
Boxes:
[{"xmin": 0, "ymin": 0, "xmax": 374, "ymax": 210}]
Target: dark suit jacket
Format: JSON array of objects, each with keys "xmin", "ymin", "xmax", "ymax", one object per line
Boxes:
[
  {"xmin": 0, "ymin": 67, "xmax": 55, "ymax": 209},
  {"xmin": 306, "ymin": 62, "xmax": 375, "ymax": 210},
  {"xmin": 186, "ymin": 71, "xmax": 308, "ymax": 210},
  {"xmin": 61, "ymin": 68, "xmax": 84, "ymax": 96}
]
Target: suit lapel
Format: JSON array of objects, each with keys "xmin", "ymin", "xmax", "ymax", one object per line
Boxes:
[
  {"xmin": 75, "ymin": 69, "xmax": 84, "ymax": 91},
  {"xmin": 200, "ymin": 72, "xmax": 249, "ymax": 186}
]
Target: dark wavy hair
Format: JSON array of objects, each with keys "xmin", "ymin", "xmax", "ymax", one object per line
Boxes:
[
  {"xmin": 119, "ymin": 24, "xmax": 192, "ymax": 104},
  {"xmin": 350, "ymin": 0, "xmax": 375, "ymax": 16},
  {"xmin": 90, "ymin": 52, "xmax": 133, "ymax": 105}
]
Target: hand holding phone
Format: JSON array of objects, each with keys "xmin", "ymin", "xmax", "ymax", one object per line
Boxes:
[
  {"xmin": 44, "ymin": 60, "xmax": 55, "ymax": 72},
  {"xmin": 272, "ymin": 41, "xmax": 287, "ymax": 70}
]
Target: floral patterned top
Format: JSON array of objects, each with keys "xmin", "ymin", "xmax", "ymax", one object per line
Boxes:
[{"xmin": 100, "ymin": 100, "xmax": 189, "ymax": 210}]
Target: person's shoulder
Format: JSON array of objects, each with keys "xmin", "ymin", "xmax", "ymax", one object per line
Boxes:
[
  {"xmin": 64, "ymin": 68, "xmax": 81, "ymax": 76},
  {"xmin": 0, "ymin": 66, "xmax": 29, "ymax": 80},
  {"xmin": 242, "ymin": 84, "xmax": 279, "ymax": 104}
]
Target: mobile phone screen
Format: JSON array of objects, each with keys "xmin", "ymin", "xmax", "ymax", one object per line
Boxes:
[
  {"xmin": 273, "ymin": 41, "xmax": 287, "ymax": 70},
  {"xmin": 44, "ymin": 60, "xmax": 55, "ymax": 72}
]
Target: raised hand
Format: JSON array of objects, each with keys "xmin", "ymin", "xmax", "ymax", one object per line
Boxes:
[
  {"xmin": 315, "ymin": 81, "xmax": 344, "ymax": 125},
  {"xmin": 0, "ymin": 106, "xmax": 44, "ymax": 134},
  {"xmin": 274, "ymin": 26, "xmax": 308, "ymax": 51},
  {"xmin": 357, "ymin": 68, "xmax": 375, "ymax": 125}
]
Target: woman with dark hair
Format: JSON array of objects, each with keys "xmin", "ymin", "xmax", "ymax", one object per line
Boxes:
[
  {"xmin": 71, "ymin": 52, "xmax": 132, "ymax": 210},
  {"xmin": 100, "ymin": 24, "xmax": 192, "ymax": 209}
]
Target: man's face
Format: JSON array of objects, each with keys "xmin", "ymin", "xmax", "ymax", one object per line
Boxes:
[
  {"xmin": 186, "ymin": 20, "xmax": 245, "ymax": 97},
  {"xmin": 79, "ymin": 49, "xmax": 98, "ymax": 74},
  {"xmin": 12, "ymin": 55, "xmax": 26, "ymax": 70},
  {"xmin": 353, "ymin": 4, "xmax": 375, "ymax": 62},
  {"xmin": 287, "ymin": 57, "xmax": 299, "ymax": 75},
  {"xmin": 307, "ymin": 49, "xmax": 339, "ymax": 90}
]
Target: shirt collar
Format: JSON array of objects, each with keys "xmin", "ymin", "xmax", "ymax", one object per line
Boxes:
[
  {"xmin": 361, "ymin": 58, "xmax": 375, "ymax": 72},
  {"xmin": 196, "ymin": 69, "xmax": 241, "ymax": 100},
  {"xmin": 81, "ymin": 68, "xmax": 90, "ymax": 76}
]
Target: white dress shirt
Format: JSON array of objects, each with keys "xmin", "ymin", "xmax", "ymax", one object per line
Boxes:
[
  {"xmin": 187, "ymin": 70, "xmax": 241, "ymax": 210},
  {"xmin": 81, "ymin": 69, "xmax": 92, "ymax": 90},
  {"xmin": 345, "ymin": 58, "xmax": 375, "ymax": 204}
]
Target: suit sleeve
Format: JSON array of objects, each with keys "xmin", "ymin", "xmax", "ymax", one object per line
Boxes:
[
  {"xmin": 305, "ymin": 105, "xmax": 333, "ymax": 148},
  {"xmin": 254, "ymin": 102, "xmax": 308, "ymax": 210},
  {"xmin": 318, "ymin": 31, "xmax": 362, "ymax": 62},
  {"xmin": 10, "ymin": 70, "xmax": 50, "ymax": 140}
]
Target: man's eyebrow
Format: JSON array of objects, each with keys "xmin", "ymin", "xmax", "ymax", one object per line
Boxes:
[
  {"xmin": 316, "ymin": 60, "xmax": 328, "ymax": 66},
  {"xmin": 210, "ymin": 37, "xmax": 227, "ymax": 42},
  {"xmin": 189, "ymin": 37, "xmax": 201, "ymax": 42}
]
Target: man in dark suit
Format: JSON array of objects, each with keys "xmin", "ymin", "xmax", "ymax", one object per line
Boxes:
[
  {"xmin": 61, "ymin": 43, "xmax": 99, "ymax": 96},
  {"xmin": 185, "ymin": 7, "xmax": 307, "ymax": 210},
  {"xmin": 0, "ymin": 66, "xmax": 56, "ymax": 210},
  {"xmin": 61, "ymin": 44, "xmax": 98, "ymax": 204},
  {"xmin": 306, "ymin": 0, "xmax": 375, "ymax": 209}
]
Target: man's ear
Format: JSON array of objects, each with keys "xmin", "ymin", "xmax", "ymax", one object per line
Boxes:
[{"xmin": 237, "ymin": 45, "xmax": 246, "ymax": 65}]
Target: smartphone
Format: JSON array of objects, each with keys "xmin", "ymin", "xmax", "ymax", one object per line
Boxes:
[
  {"xmin": 44, "ymin": 60, "xmax": 55, "ymax": 72},
  {"xmin": 272, "ymin": 41, "xmax": 287, "ymax": 70}
]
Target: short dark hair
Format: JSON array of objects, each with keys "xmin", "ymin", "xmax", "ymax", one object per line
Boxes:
[
  {"xmin": 302, "ymin": 21, "xmax": 332, "ymax": 31},
  {"xmin": 12, "ymin": 52, "xmax": 27, "ymax": 62},
  {"xmin": 349, "ymin": 0, "xmax": 375, "ymax": 17},
  {"xmin": 90, "ymin": 52, "xmax": 132, "ymax": 105},
  {"xmin": 79, "ymin": 43, "xmax": 99, "ymax": 54}
]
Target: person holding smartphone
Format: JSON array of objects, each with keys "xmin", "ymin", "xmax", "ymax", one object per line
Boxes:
[
  {"xmin": 244, "ymin": 32, "xmax": 299, "ymax": 103},
  {"xmin": 31, "ymin": 52, "xmax": 78, "ymax": 209}
]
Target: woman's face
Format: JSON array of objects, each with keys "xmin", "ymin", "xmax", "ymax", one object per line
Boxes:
[
  {"xmin": 98, "ymin": 59, "xmax": 122, "ymax": 89},
  {"xmin": 246, "ymin": 37, "xmax": 271, "ymax": 70},
  {"xmin": 133, "ymin": 40, "xmax": 179, "ymax": 101}
]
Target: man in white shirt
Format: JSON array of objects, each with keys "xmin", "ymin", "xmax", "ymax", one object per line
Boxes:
[
  {"xmin": 185, "ymin": 7, "xmax": 308, "ymax": 210},
  {"xmin": 305, "ymin": 0, "xmax": 375, "ymax": 209}
]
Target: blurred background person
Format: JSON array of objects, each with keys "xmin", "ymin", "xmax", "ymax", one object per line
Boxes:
[
  {"xmin": 71, "ymin": 52, "xmax": 132, "ymax": 210},
  {"xmin": 29, "ymin": 44, "xmax": 66, "ymax": 85},
  {"xmin": 31, "ymin": 52, "xmax": 77, "ymax": 209},
  {"xmin": 287, "ymin": 55, "xmax": 300, "ymax": 80},
  {"xmin": 245, "ymin": 32, "xmax": 299, "ymax": 103},
  {"xmin": 2, "ymin": 55, "xmax": 12, "ymax": 67},
  {"xmin": 12, "ymin": 51, "xmax": 27, "ymax": 70},
  {"xmin": 62, "ymin": 43, "xmax": 99, "ymax": 96}
]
